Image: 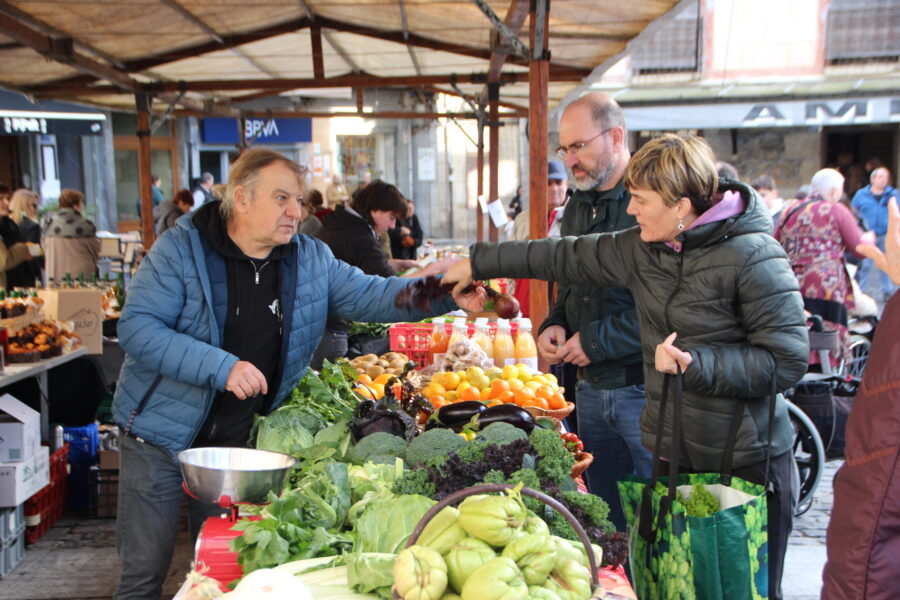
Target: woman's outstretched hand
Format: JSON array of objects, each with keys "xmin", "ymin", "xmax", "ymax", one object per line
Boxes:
[
  {"xmin": 655, "ymin": 332, "xmax": 693, "ymax": 374},
  {"xmin": 442, "ymin": 258, "xmax": 475, "ymax": 295}
]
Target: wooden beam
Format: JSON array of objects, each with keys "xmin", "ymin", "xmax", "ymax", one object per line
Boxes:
[
  {"xmin": 479, "ymin": 0, "xmax": 529, "ymax": 106},
  {"xmin": 310, "ymin": 24, "xmax": 325, "ymax": 79},
  {"xmin": 476, "ymin": 117, "xmax": 485, "ymax": 243},
  {"xmin": 528, "ymin": 0, "xmax": 550, "ymax": 331},
  {"xmin": 0, "ymin": 0, "xmax": 125, "ymax": 68},
  {"xmin": 0, "ymin": 13, "xmax": 139, "ymax": 92},
  {"xmin": 173, "ymin": 109, "xmax": 483, "ymax": 120},
  {"xmin": 34, "ymin": 68, "xmax": 585, "ymax": 97},
  {"xmin": 488, "ymin": 83, "xmax": 500, "ymax": 243},
  {"xmin": 296, "ymin": 0, "xmax": 361, "ymax": 73},
  {"xmin": 136, "ymin": 94, "xmax": 156, "ymax": 249}
]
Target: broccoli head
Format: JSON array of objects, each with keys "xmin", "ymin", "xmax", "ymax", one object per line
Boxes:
[
  {"xmin": 405, "ymin": 428, "xmax": 467, "ymax": 467},
  {"xmin": 474, "ymin": 422, "xmax": 528, "ymax": 446},
  {"xmin": 347, "ymin": 432, "xmax": 407, "ymax": 465},
  {"xmin": 391, "ymin": 468, "xmax": 436, "ymax": 498}
]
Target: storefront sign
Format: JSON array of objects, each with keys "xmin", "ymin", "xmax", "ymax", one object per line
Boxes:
[
  {"xmin": 201, "ymin": 117, "xmax": 312, "ymax": 145},
  {"xmin": 625, "ymin": 96, "xmax": 899, "ymax": 130},
  {"xmin": 3, "ymin": 117, "xmax": 47, "ymax": 135}
]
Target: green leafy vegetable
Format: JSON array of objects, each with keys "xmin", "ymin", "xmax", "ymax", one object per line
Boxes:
[
  {"xmin": 254, "ymin": 405, "xmax": 316, "ymax": 457},
  {"xmin": 678, "ymin": 483, "xmax": 721, "ymax": 518}
]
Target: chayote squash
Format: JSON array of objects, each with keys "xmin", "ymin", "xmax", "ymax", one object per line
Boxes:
[
  {"xmin": 521, "ymin": 513, "xmax": 551, "ymax": 537},
  {"xmin": 445, "ymin": 537, "xmax": 497, "ymax": 593},
  {"xmin": 528, "ymin": 586, "xmax": 563, "ymax": 600},
  {"xmin": 440, "ymin": 593, "xmax": 462, "ymax": 600},
  {"xmin": 418, "ymin": 507, "xmax": 468, "ymax": 556},
  {"xmin": 393, "ymin": 545, "xmax": 448, "ymax": 600},
  {"xmin": 542, "ymin": 549, "xmax": 593, "ymax": 600},
  {"xmin": 458, "ymin": 494, "xmax": 526, "ymax": 547},
  {"xmin": 460, "ymin": 557, "xmax": 528, "ymax": 600},
  {"xmin": 500, "ymin": 534, "xmax": 557, "ymax": 585}
]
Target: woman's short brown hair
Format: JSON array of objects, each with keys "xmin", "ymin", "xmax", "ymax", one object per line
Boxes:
[
  {"xmin": 624, "ymin": 133, "xmax": 718, "ymax": 214},
  {"xmin": 58, "ymin": 189, "xmax": 85, "ymax": 209},
  {"xmin": 173, "ymin": 189, "xmax": 194, "ymax": 208},
  {"xmin": 221, "ymin": 148, "xmax": 306, "ymax": 220}
]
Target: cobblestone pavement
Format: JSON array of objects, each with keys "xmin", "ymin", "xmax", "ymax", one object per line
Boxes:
[{"xmin": 783, "ymin": 458, "xmax": 841, "ymax": 599}]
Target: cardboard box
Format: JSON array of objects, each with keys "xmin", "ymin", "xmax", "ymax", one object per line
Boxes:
[
  {"xmin": 98, "ymin": 449, "xmax": 119, "ymax": 470},
  {"xmin": 37, "ymin": 288, "xmax": 104, "ymax": 354},
  {"xmin": 0, "ymin": 395, "xmax": 40, "ymax": 463},
  {"xmin": 0, "ymin": 446, "xmax": 49, "ymax": 507}
]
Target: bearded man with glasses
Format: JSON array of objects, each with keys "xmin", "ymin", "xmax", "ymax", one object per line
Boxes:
[{"xmin": 543, "ymin": 92, "xmax": 649, "ymax": 532}]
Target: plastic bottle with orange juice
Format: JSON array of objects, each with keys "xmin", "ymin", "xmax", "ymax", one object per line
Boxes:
[
  {"xmin": 471, "ymin": 317, "xmax": 494, "ymax": 362},
  {"xmin": 429, "ymin": 317, "xmax": 449, "ymax": 367},
  {"xmin": 493, "ymin": 318, "xmax": 516, "ymax": 367},
  {"xmin": 514, "ymin": 318, "xmax": 539, "ymax": 372}
]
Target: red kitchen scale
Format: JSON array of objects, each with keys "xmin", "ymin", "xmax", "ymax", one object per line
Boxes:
[{"xmin": 178, "ymin": 447, "xmax": 297, "ymax": 590}]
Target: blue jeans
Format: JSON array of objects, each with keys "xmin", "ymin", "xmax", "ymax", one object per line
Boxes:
[
  {"xmin": 858, "ymin": 235, "xmax": 898, "ymax": 305},
  {"xmin": 114, "ymin": 436, "xmax": 226, "ymax": 600},
  {"xmin": 575, "ymin": 380, "xmax": 652, "ymax": 532}
]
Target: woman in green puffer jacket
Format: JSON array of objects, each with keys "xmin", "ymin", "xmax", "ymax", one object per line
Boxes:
[{"xmin": 445, "ymin": 133, "xmax": 808, "ymax": 600}]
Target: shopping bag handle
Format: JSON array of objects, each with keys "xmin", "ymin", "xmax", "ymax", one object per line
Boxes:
[{"xmin": 638, "ymin": 365, "xmax": 683, "ymax": 541}]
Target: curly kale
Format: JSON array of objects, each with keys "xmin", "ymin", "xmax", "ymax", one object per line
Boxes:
[
  {"xmin": 391, "ymin": 468, "xmax": 435, "ymax": 498},
  {"xmin": 529, "ymin": 427, "xmax": 575, "ymax": 486},
  {"xmin": 560, "ymin": 490, "xmax": 613, "ymax": 533},
  {"xmin": 596, "ymin": 531, "xmax": 629, "ymax": 569},
  {"xmin": 481, "ymin": 467, "xmax": 544, "ymax": 514}
]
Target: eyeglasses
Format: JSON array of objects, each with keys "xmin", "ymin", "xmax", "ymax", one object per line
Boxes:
[{"xmin": 555, "ymin": 128, "xmax": 612, "ymax": 160}]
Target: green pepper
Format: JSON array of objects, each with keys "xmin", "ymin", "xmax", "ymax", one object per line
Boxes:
[
  {"xmin": 418, "ymin": 507, "xmax": 468, "ymax": 555},
  {"xmin": 445, "ymin": 537, "xmax": 497, "ymax": 593},
  {"xmin": 458, "ymin": 494, "xmax": 526, "ymax": 547},
  {"xmin": 460, "ymin": 557, "xmax": 528, "ymax": 600},
  {"xmin": 528, "ymin": 586, "xmax": 562, "ymax": 600},
  {"xmin": 393, "ymin": 545, "xmax": 448, "ymax": 600},
  {"xmin": 500, "ymin": 534, "xmax": 557, "ymax": 585}
]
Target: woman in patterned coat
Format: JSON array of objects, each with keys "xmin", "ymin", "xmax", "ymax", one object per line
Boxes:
[{"xmin": 776, "ymin": 168, "xmax": 875, "ymax": 367}]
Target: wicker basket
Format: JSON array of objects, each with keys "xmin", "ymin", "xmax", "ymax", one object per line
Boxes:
[
  {"xmin": 391, "ymin": 483, "xmax": 605, "ymax": 599},
  {"xmin": 571, "ymin": 452, "xmax": 594, "ymax": 479},
  {"xmin": 524, "ymin": 400, "xmax": 575, "ymax": 421}
]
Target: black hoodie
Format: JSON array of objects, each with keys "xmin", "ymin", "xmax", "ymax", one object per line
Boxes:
[{"xmin": 191, "ymin": 201, "xmax": 290, "ymax": 448}]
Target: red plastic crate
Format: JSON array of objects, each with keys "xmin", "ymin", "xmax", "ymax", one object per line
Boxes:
[
  {"xmin": 388, "ymin": 321, "xmax": 520, "ymax": 369},
  {"xmin": 24, "ymin": 443, "xmax": 69, "ymax": 545},
  {"xmin": 389, "ymin": 323, "xmax": 433, "ymax": 368}
]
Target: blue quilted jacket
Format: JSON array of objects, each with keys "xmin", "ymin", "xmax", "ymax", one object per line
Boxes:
[{"xmin": 112, "ymin": 214, "xmax": 454, "ymax": 456}]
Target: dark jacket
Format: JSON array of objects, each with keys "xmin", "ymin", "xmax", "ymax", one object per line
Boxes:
[
  {"xmin": 540, "ymin": 180, "xmax": 643, "ymax": 388},
  {"xmin": 823, "ymin": 293, "xmax": 900, "ymax": 600},
  {"xmin": 317, "ymin": 205, "xmax": 396, "ymax": 332},
  {"xmin": 389, "ymin": 214, "xmax": 423, "ymax": 260},
  {"xmin": 5, "ymin": 217, "xmax": 40, "ymax": 289},
  {"xmin": 471, "ymin": 180, "xmax": 808, "ymax": 471},
  {"xmin": 112, "ymin": 204, "xmax": 454, "ymax": 456}
]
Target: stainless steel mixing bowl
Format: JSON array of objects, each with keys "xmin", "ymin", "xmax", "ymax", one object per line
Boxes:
[{"xmin": 178, "ymin": 447, "xmax": 297, "ymax": 505}]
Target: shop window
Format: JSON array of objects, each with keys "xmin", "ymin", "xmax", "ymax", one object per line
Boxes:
[
  {"xmin": 630, "ymin": 0, "xmax": 701, "ymax": 74},
  {"xmin": 826, "ymin": 0, "xmax": 900, "ymax": 64}
]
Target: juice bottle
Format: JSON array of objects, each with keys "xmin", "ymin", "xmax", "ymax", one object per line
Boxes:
[
  {"xmin": 493, "ymin": 319, "xmax": 516, "ymax": 367},
  {"xmin": 514, "ymin": 318, "xmax": 539, "ymax": 372},
  {"xmin": 448, "ymin": 318, "xmax": 469, "ymax": 348},
  {"xmin": 429, "ymin": 317, "xmax": 449, "ymax": 367},
  {"xmin": 471, "ymin": 318, "xmax": 494, "ymax": 362}
]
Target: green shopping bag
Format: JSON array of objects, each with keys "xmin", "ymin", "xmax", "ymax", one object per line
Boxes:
[{"xmin": 618, "ymin": 368, "xmax": 774, "ymax": 600}]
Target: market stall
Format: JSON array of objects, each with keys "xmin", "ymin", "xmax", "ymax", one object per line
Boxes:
[{"xmin": 168, "ymin": 299, "xmax": 637, "ymax": 600}]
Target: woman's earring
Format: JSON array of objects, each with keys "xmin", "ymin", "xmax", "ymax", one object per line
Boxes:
[{"xmin": 677, "ymin": 219, "xmax": 685, "ymax": 231}]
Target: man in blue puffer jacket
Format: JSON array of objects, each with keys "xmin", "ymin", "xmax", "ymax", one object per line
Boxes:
[
  {"xmin": 852, "ymin": 166, "xmax": 898, "ymax": 308},
  {"xmin": 112, "ymin": 148, "xmax": 482, "ymax": 600}
]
